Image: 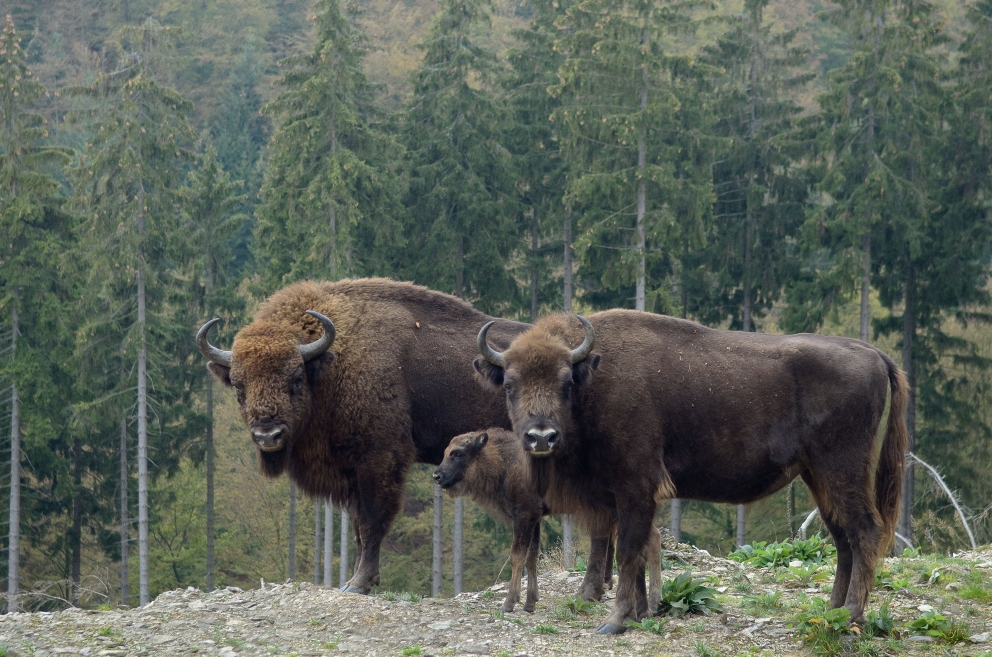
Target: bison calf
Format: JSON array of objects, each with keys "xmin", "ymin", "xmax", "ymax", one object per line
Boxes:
[{"xmin": 434, "ymin": 428, "xmax": 660, "ymax": 613}]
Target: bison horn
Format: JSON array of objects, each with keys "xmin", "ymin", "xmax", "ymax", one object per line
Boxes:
[
  {"xmin": 299, "ymin": 310, "xmax": 336, "ymax": 362},
  {"xmin": 477, "ymin": 321, "xmax": 506, "ymax": 368},
  {"xmin": 570, "ymin": 316, "xmax": 595, "ymax": 364},
  {"xmin": 196, "ymin": 318, "xmax": 232, "ymax": 367}
]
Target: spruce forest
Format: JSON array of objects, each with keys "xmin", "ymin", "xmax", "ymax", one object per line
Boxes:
[{"xmin": 1, "ymin": 0, "xmax": 991, "ymax": 610}]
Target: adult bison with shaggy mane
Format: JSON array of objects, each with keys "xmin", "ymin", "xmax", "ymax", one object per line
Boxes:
[
  {"xmin": 195, "ymin": 278, "xmax": 533, "ymax": 594},
  {"xmin": 475, "ymin": 311, "xmax": 908, "ymax": 633}
]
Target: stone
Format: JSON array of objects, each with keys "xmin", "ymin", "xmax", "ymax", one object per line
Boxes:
[
  {"xmin": 970, "ymin": 632, "xmax": 991, "ymax": 643},
  {"xmin": 148, "ymin": 635, "xmax": 175, "ymax": 645},
  {"xmin": 908, "ymin": 635, "xmax": 935, "ymax": 643},
  {"xmin": 460, "ymin": 642, "xmax": 490, "ymax": 654}
]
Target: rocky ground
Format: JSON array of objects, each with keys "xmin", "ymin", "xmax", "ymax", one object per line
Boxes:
[{"xmin": 1, "ymin": 543, "xmax": 991, "ymax": 657}]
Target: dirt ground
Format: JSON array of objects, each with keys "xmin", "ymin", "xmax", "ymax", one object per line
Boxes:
[{"xmin": 1, "ymin": 543, "xmax": 990, "ymax": 657}]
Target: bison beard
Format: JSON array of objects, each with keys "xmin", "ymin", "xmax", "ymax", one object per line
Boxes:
[
  {"xmin": 475, "ymin": 311, "xmax": 908, "ymax": 634},
  {"xmin": 197, "ymin": 278, "xmax": 529, "ymax": 594}
]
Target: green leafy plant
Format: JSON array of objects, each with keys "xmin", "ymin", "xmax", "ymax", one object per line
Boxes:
[
  {"xmin": 862, "ymin": 600, "xmax": 894, "ymax": 638},
  {"xmin": 778, "ymin": 563, "xmax": 831, "ymax": 587},
  {"xmin": 402, "ymin": 647, "xmax": 423, "ymax": 656},
  {"xmin": 875, "ymin": 568, "xmax": 912, "ymax": 591},
  {"xmin": 569, "ymin": 555, "xmax": 588, "ymax": 573},
  {"xmin": 732, "ymin": 572, "xmax": 753, "ymax": 594},
  {"xmin": 792, "ymin": 597, "xmax": 852, "ymax": 656},
  {"xmin": 742, "ymin": 591, "xmax": 783, "ymax": 615},
  {"xmin": 562, "ymin": 595, "xmax": 596, "ymax": 615},
  {"xmin": 481, "ymin": 590, "xmax": 496, "ymax": 602},
  {"xmin": 533, "ymin": 624, "xmax": 559, "ymax": 635},
  {"xmin": 657, "ymin": 571, "xmax": 725, "ymax": 617},
  {"xmin": 905, "ymin": 611, "xmax": 969, "ymax": 643},
  {"xmin": 553, "ymin": 606, "xmax": 576, "ymax": 621},
  {"xmin": 624, "ymin": 617, "xmax": 668, "ymax": 634},
  {"xmin": 729, "ymin": 535, "xmax": 836, "ymax": 568},
  {"xmin": 695, "ymin": 642, "xmax": 723, "ymax": 657}
]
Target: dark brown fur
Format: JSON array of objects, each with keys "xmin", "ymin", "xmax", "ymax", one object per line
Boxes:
[
  {"xmin": 434, "ymin": 428, "xmax": 661, "ymax": 613},
  {"xmin": 474, "ymin": 311, "xmax": 908, "ymax": 632},
  {"xmin": 207, "ymin": 278, "xmax": 529, "ymax": 593}
]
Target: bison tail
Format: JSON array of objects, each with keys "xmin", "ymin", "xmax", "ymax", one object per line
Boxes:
[{"xmin": 875, "ymin": 351, "xmax": 909, "ymax": 556}]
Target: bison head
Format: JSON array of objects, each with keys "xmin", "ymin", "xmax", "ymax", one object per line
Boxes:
[
  {"xmin": 196, "ymin": 311, "xmax": 335, "ymax": 466},
  {"xmin": 474, "ymin": 315, "xmax": 599, "ymax": 458},
  {"xmin": 433, "ymin": 431, "xmax": 489, "ymax": 492}
]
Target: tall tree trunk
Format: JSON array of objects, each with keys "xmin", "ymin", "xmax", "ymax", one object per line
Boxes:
[
  {"xmin": 453, "ymin": 497, "xmax": 463, "ymax": 595},
  {"xmin": 205, "ymin": 370, "xmax": 215, "ymax": 592},
  {"xmin": 7, "ymin": 307, "xmax": 18, "ymax": 613},
  {"xmin": 324, "ymin": 501, "xmax": 333, "ymax": 586},
  {"xmin": 454, "ymin": 233, "xmax": 464, "ymax": 300},
  {"xmin": 339, "ymin": 509, "xmax": 349, "ymax": 587},
  {"xmin": 672, "ymin": 246, "xmax": 688, "ymax": 542},
  {"xmin": 433, "ymin": 484, "xmax": 443, "ymax": 596},
  {"xmin": 787, "ymin": 481, "xmax": 795, "ymax": 537},
  {"xmin": 861, "ymin": 233, "xmax": 871, "ymax": 343},
  {"xmin": 530, "ymin": 212, "xmax": 539, "ymax": 322},
  {"xmin": 313, "ymin": 501, "xmax": 321, "ymax": 585},
  {"xmin": 635, "ymin": 62, "xmax": 647, "ymax": 313},
  {"xmin": 562, "ymin": 206, "xmax": 574, "ymax": 567},
  {"xmin": 736, "ymin": 504, "xmax": 747, "ymax": 547},
  {"xmin": 742, "ymin": 204, "xmax": 754, "ymax": 332},
  {"xmin": 71, "ymin": 435, "xmax": 82, "ymax": 606},
  {"xmin": 288, "ymin": 483, "xmax": 297, "ymax": 581},
  {"xmin": 899, "ymin": 264, "xmax": 916, "ymax": 545},
  {"xmin": 137, "ymin": 266, "xmax": 149, "ymax": 606},
  {"xmin": 329, "ymin": 115, "xmax": 337, "ymax": 279},
  {"xmin": 120, "ymin": 417, "xmax": 128, "ymax": 606}
]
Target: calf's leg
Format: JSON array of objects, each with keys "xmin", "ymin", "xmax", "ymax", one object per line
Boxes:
[
  {"xmin": 504, "ymin": 513, "xmax": 540, "ymax": 612},
  {"xmin": 523, "ymin": 519, "xmax": 541, "ymax": 612}
]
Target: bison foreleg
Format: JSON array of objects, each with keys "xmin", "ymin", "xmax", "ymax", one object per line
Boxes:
[
  {"xmin": 342, "ymin": 467, "xmax": 405, "ymax": 594},
  {"xmin": 596, "ymin": 501, "xmax": 653, "ymax": 635},
  {"xmin": 523, "ymin": 518, "xmax": 541, "ymax": 613},
  {"xmin": 503, "ymin": 515, "xmax": 537, "ymax": 612}
]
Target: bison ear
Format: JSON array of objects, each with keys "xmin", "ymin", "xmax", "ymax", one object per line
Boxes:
[
  {"xmin": 474, "ymin": 431, "xmax": 489, "ymax": 450},
  {"xmin": 571, "ymin": 353, "xmax": 600, "ymax": 386},
  {"xmin": 305, "ymin": 351, "xmax": 336, "ymax": 384},
  {"xmin": 473, "ymin": 357, "xmax": 504, "ymax": 387},
  {"xmin": 207, "ymin": 362, "xmax": 233, "ymax": 387}
]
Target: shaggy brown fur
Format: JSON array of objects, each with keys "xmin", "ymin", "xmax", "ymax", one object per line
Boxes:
[
  {"xmin": 434, "ymin": 428, "xmax": 661, "ymax": 613},
  {"xmin": 475, "ymin": 311, "xmax": 908, "ymax": 633},
  {"xmin": 206, "ymin": 278, "xmax": 529, "ymax": 593}
]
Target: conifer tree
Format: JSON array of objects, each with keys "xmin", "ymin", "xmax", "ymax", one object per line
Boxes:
[
  {"xmin": 69, "ymin": 19, "xmax": 204, "ymax": 605},
  {"xmin": 401, "ymin": 0, "xmax": 519, "ymax": 311},
  {"xmin": 0, "ymin": 13, "xmax": 72, "ymax": 612},
  {"xmin": 255, "ymin": 0, "xmax": 404, "ymax": 292},
  {"xmin": 552, "ymin": 0, "xmax": 714, "ymax": 312}
]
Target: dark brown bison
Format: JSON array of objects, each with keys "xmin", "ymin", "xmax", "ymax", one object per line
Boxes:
[
  {"xmin": 433, "ymin": 428, "xmax": 661, "ymax": 613},
  {"xmin": 474, "ymin": 311, "xmax": 908, "ymax": 633},
  {"xmin": 195, "ymin": 278, "xmax": 531, "ymax": 594}
]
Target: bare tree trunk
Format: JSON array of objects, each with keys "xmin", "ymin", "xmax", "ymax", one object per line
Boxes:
[
  {"xmin": 120, "ymin": 417, "xmax": 129, "ymax": 606},
  {"xmin": 205, "ymin": 371, "xmax": 215, "ymax": 592},
  {"xmin": 288, "ymin": 483, "xmax": 297, "ymax": 581},
  {"xmin": 899, "ymin": 264, "xmax": 916, "ymax": 546},
  {"xmin": 563, "ymin": 208, "xmax": 573, "ymax": 313},
  {"xmin": 433, "ymin": 484, "xmax": 443, "ymax": 596},
  {"xmin": 455, "ymin": 234, "xmax": 464, "ymax": 301},
  {"xmin": 860, "ymin": 233, "xmax": 871, "ymax": 343},
  {"xmin": 137, "ymin": 266, "xmax": 149, "ymax": 606},
  {"xmin": 635, "ymin": 66, "xmax": 647, "ymax": 313},
  {"xmin": 324, "ymin": 501, "xmax": 333, "ymax": 586},
  {"xmin": 672, "ymin": 248, "xmax": 688, "ymax": 542},
  {"xmin": 339, "ymin": 509, "xmax": 349, "ymax": 587},
  {"xmin": 531, "ymin": 213, "xmax": 539, "ymax": 323},
  {"xmin": 562, "ymin": 208, "xmax": 574, "ymax": 566},
  {"xmin": 7, "ymin": 307, "xmax": 19, "ymax": 613},
  {"xmin": 787, "ymin": 481, "xmax": 795, "ymax": 537},
  {"xmin": 453, "ymin": 497, "xmax": 463, "ymax": 595},
  {"xmin": 329, "ymin": 117, "xmax": 337, "ymax": 279},
  {"xmin": 313, "ymin": 501, "xmax": 321, "ymax": 585},
  {"xmin": 670, "ymin": 499, "xmax": 682, "ymax": 543},
  {"xmin": 742, "ymin": 205, "xmax": 754, "ymax": 332},
  {"xmin": 71, "ymin": 434, "xmax": 82, "ymax": 606},
  {"xmin": 736, "ymin": 504, "xmax": 747, "ymax": 547}
]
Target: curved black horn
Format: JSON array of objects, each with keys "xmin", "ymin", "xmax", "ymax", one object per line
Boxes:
[
  {"xmin": 196, "ymin": 318, "xmax": 232, "ymax": 367},
  {"xmin": 299, "ymin": 310, "xmax": 336, "ymax": 362},
  {"xmin": 477, "ymin": 321, "xmax": 506, "ymax": 368},
  {"xmin": 569, "ymin": 316, "xmax": 595, "ymax": 364}
]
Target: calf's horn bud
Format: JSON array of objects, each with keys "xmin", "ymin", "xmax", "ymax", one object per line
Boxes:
[
  {"xmin": 570, "ymin": 316, "xmax": 595, "ymax": 364},
  {"xmin": 196, "ymin": 318, "xmax": 232, "ymax": 367},
  {"xmin": 477, "ymin": 321, "xmax": 505, "ymax": 368},
  {"xmin": 299, "ymin": 310, "xmax": 336, "ymax": 362}
]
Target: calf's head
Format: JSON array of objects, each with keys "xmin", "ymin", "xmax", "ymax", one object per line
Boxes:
[
  {"xmin": 433, "ymin": 431, "xmax": 489, "ymax": 493},
  {"xmin": 196, "ymin": 311, "xmax": 335, "ymax": 472},
  {"xmin": 474, "ymin": 315, "xmax": 599, "ymax": 457}
]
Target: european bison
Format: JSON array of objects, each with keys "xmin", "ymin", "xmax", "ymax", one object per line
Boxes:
[
  {"xmin": 474, "ymin": 311, "xmax": 908, "ymax": 633},
  {"xmin": 433, "ymin": 428, "xmax": 662, "ymax": 613},
  {"xmin": 195, "ymin": 278, "xmax": 532, "ymax": 593}
]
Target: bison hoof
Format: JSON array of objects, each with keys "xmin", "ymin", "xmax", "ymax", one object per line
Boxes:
[
  {"xmin": 595, "ymin": 622, "xmax": 626, "ymax": 635},
  {"xmin": 340, "ymin": 585, "xmax": 366, "ymax": 594},
  {"xmin": 501, "ymin": 600, "xmax": 516, "ymax": 613},
  {"xmin": 523, "ymin": 602, "xmax": 536, "ymax": 613}
]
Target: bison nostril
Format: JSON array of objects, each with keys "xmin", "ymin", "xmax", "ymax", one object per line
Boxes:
[{"xmin": 432, "ymin": 471, "xmax": 441, "ymax": 481}]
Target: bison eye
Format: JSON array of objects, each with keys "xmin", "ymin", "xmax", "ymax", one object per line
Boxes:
[
  {"xmin": 293, "ymin": 376, "xmax": 304, "ymax": 391},
  {"xmin": 234, "ymin": 386, "xmax": 245, "ymax": 403},
  {"xmin": 504, "ymin": 383, "xmax": 513, "ymax": 395},
  {"xmin": 452, "ymin": 451, "xmax": 463, "ymax": 459}
]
